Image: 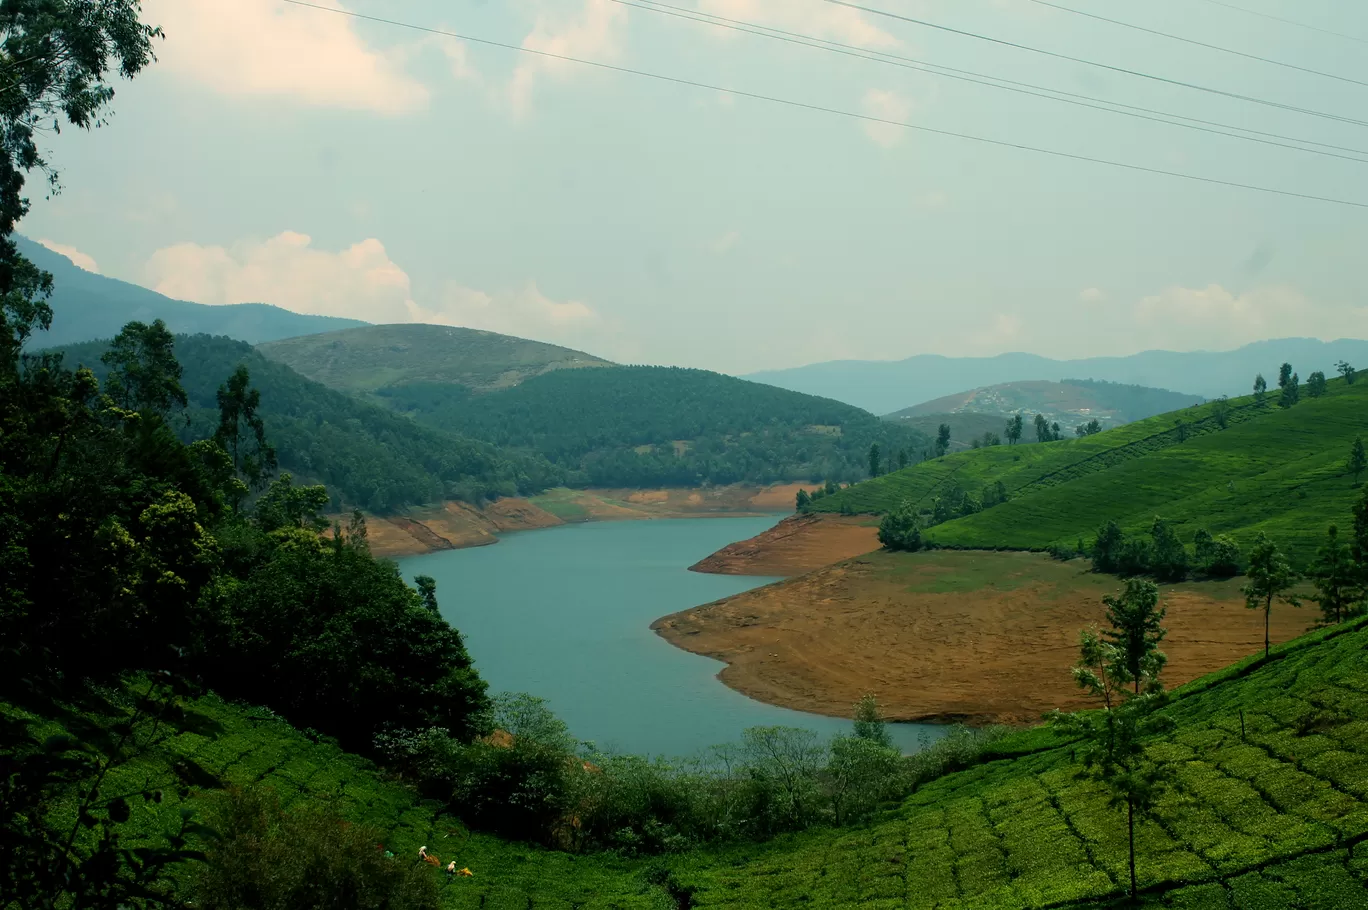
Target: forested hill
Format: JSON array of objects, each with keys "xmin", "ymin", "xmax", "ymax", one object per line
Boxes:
[
  {"xmin": 19, "ymin": 236, "xmax": 368, "ymax": 346},
  {"xmin": 53, "ymin": 334, "xmax": 563, "ymax": 511},
  {"xmin": 814, "ymin": 367, "xmax": 1368, "ymax": 564},
  {"xmin": 257, "ymin": 322, "xmax": 613, "ymax": 395},
  {"xmin": 380, "ymin": 365, "xmax": 931, "ymax": 487}
]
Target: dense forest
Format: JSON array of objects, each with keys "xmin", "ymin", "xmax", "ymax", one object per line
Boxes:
[
  {"xmin": 380, "ymin": 365, "xmax": 930, "ymax": 487},
  {"xmin": 52, "ymin": 335, "xmax": 564, "ymax": 511}
]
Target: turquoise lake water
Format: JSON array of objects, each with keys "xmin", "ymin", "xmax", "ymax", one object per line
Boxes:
[{"xmin": 398, "ymin": 516, "xmax": 944, "ymax": 758}]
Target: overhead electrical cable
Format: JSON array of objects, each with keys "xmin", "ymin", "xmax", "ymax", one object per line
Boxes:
[
  {"xmin": 823, "ymin": 0, "xmax": 1368, "ymax": 128},
  {"xmin": 1194, "ymin": 0, "xmax": 1368, "ymax": 47},
  {"xmin": 277, "ymin": 0, "xmax": 1368, "ymax": 210},
  {"xmin": 619, "ymin": 0, "xmax": 1368, "ymax": 165},
  {"xmin": 1024, "ymin": 0, "xmax": 1368, "ymax": 87}
]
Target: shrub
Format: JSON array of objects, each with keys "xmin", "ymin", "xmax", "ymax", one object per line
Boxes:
[
  {"xmin": 194, "ymin": 786, "xmax": 440, "ymax": 910},
  {"xmin": 878, "ymin": 502, "xmax": 924, "ymax": 552}
]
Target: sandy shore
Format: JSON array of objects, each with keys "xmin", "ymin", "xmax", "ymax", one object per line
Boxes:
[
  {"xmin": 690, "ymin": 513, "xmax": 882, "ymax": 577},
  {"xmin": 654, "ymin": 550, "xmax": 1314, "ymax": 726},
  {"xmin": 353, "ymin": 483, "xmax": 808, "ymax": 559}
]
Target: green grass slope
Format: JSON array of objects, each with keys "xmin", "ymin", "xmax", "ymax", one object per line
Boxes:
[
  {"xmin": 18, "ymin": 615, "xmax": 1368, "ymax": 908},
  {"xmin": 885, "ymin": 412, "xmax": 1022, "ymax": 451},
  {"xmin": 382, "ymin": 365, "xmax": 931, "ymax": 487},
  {"xmin": 257, "ymin": 323, "xmax": 613, "ymax": 396},
  {"xmin": 816, "ymin": 377, "xmax": 1367, "ymax": 563},
  {"xmin": 53, "ymin": 334, "xmax": 563, "ymax": 511}
]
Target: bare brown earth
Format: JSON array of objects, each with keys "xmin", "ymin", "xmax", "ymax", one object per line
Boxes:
[
  {"xmin": 653, "ymin": 550, "xmax": 1315, "ymax": 726},
  {"xmin": 690, "ymin": 513, "xmax": 882, "ymax": 577},
  {"xmin": 350, "ymin": 483, "xmax": 805, "ymax": 559}
]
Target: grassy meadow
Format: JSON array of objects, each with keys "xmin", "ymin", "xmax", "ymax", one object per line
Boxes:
[{"xmin": 813, "ymin": 375, "xmax": 1368, "ymax": 564}]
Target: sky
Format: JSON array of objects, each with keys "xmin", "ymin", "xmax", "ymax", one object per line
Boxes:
[{"xmin": 18, "ymin": 0, "xmax": 1368, "ymax": 373}]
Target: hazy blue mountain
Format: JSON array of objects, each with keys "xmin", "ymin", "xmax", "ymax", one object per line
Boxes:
[
  {"xmin": 745, "ymin": 339, "xmax": 1368, "ymax": 415},
  {"xmin": 18, "ymin": 236, "xmax": 367, "ymax": 347}
]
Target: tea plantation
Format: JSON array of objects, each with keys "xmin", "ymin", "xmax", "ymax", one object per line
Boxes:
[
  {"xmin": 14, "ymin": 614, "xmax": 1368, "ymax": 908},
  {"xmin": 810, "ymin": 375, "xmax": 1368, "ymax": 564}
]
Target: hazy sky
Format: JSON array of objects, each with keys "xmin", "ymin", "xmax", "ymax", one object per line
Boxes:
[{"xmin": 18, "ymin": 0, "xmax": 1368, "ymax": 373}]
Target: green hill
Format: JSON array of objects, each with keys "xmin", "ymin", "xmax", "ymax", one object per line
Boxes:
[
  {"xmin": 19, "ymin": 236, "xmax": 367, "ymax": 347},
  {"xmin": 885, "ymin": 379, "xmax": 1204, "ymax": 431},
  {"xmin": 885, "ymin": 411, "xmax": 1024, "ymax": 452},
  {"xmin": 15, "ymin": 612, "xmax": 1368, "ymax": 908},
  {"xmin": 53, "ymin": 334, "xmax": 563, "ymax": 510},
  {"xmin": 815, "ymin": 375, "xmax": 1367, "ymax": 564},
  {"xmin": 256, "ymin": 323, "xmax": 613, "ymax": 396},
  {"xmin": 380, "ymin": 365, "xmax": 932, "ymax": 487}
]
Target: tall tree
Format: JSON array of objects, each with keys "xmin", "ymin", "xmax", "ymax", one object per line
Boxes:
[
  {"xmin": 1337, "ymin": 360, "xmax": 1357, "ymax": 385},
  {"xmin": 414, "ymin": 575, "xmax": 441, "ymax": 615},
  {"xmin": 852, "ymin": 694, "xmax": 893, "ymax": 748},
  {"xmin": 867, "ymin": 442, "xmax": 881, "ymax": 478},
  {"xmin": 1279, "ymin": 372, "xmax": 1300, "ymax": 408},
  {"xmin": 1307, "ymin": 526, "xmax": 1361, "ymax": 625},
  {"xmin": 1306, "ymin": 370, "xmax": 1328, "ymax": 398},
  {"xmin": 1278, "ymin": 362, "xmax": 1293, "ymax": 390},
  {"xmin": 935, "ymin": 423, "xmax": 951, "ymax": 458},
  {"xmin": 1034, "ymin": 413, "xmax": 1051, "ymax": 443},
  {"xmin": 1212, "ymin": 396, "xmax": 1230, "ymax": 429},
  {"xmin": 1102, "ymin": 579, "xmax": 1168, "ymax": 694},
  {"xmin": 795, "ymin": 488, "xmax": 811, "ymax": 512},
  {"xmin": 100, "ymin": 319, "xmax": 185, "ymax": 418},
  {"xmin": 1148, "ymin": 517, "xmax": 1188, "ymax": 583},
  {"xmin": 1253, "ymin": 373, "xmax": 1267, "ymax": 402},
  {"xmin": 214, "ymin": 365, "xmax": 276, "ymax": 495},
  {"xmin": 1005, "ymin": 414, "xmax": 1023, "ymax": 445},
  {"xmin": 1242, "ymin": 532, "xmax": 1301, "ymax": 658},
  {"xmin": 1349, "ymin": 436, "xmax": 1367, "ymax": 485}
]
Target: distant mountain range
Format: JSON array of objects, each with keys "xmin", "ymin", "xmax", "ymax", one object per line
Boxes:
[
  {"xmin": 745, "ymin": 340, "xmax": 1368, "ymax": 415},
  {"xmin": 20, "ymin": 236, "xmax": 367, "ymax": 347}
]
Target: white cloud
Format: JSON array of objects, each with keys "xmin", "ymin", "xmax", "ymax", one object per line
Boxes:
[
  {"xmin": 860, "ymin": 88, "xmax": 912, "ymax": 147},
  {"xmin": 711, "ymin": 229, "xmax": 741, "ymax": 253},
  {"xmin": 1079, "ymin": 287, "xmax": 1104, "ymax": 303},
  {"xmin": 509, "ymin": 0, "xmax": 628, "ymax": 117},
  {"xmin": 696, "ymin": 0, "xmax": 898, "ymax": 48},
  {"xmin": 145, "ymin": 0, "xmax": 427, "ymax": 114},
  {"xmin": 37, "ymin": 239, "xmax": 98, "ymax": 274},
  {"xmin": 971, "ymin": 313, "xmax": 1024, "ymax": 350},
  {"xmin": 143, "ymin": 232, "xmax": 610, "ymax": 350},
  {"xmin": 146, "ymin": 232, "xmax": 416, "ymax": 321},
  {"xmin": 1132, "ymin": 284, "xmax": 1368, "ymax": 349}
]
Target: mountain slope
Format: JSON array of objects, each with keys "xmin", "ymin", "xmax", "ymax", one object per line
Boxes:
[
  {"xmin": 256, "ymin": 323, "xmax": 613, "ymax": 395},
  {"xmin": 381, "ymin": 365, "xmax": 932, "ymax": 487},
  {"xmin": 886, "ymin": 379, "xmax": 1203, "ymax": 426},
  {"xmin": 815, "ymin": 375, "xmax": 1367, "ymax": 564},
  {"xmin": 748, "ymin": 339, "xmax": 1368, "ymax": 413},
  {"xmin": 19, "ymin": 236, "xmax": 366, "ymax": 346},
  {"xmin": 54, "ymin": 334, "xmax": 562, "ymax": 511}
]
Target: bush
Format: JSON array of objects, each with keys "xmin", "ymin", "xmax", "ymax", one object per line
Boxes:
[
  {"xmin": 194, "ymin": 786, "xmax": 440, "ymax": 910},
  {"xmin": 879, "ymin": 501, "xmax": 924, "ymax": 552}
]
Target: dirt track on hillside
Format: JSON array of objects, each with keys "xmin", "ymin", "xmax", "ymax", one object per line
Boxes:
[{"xmin": 654, "ymin": 550, "xmax": 1314, "ymax": 725}]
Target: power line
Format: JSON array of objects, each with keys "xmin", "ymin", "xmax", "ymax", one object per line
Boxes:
[
  {"xmin": 824, "ymin": 0, "xmax": 1368, "ymax": 128},
  {"xmin": 1194, "ymin": 0, "xmax": 1368, "ymax": 47},
  {"xmin": 1025, "ymin": 0, "xmax": 1368, "ymax": 87},
  {"xmin": 621, "ymin": 0, "xmax": 1368, "ymax": 165},
  {"xmin": 276, "ymin": 0, "xmax": 1368, "ymax": 210}
]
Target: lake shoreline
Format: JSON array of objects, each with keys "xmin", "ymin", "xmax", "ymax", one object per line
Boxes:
[{"xmin": 352, "ymin": 483, "xmax": 811, "ymax": 559}]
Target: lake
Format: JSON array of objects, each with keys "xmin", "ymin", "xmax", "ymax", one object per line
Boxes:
[{"xmin": 399, "ymin": 515, "xmax": 944, "ymax": 757}]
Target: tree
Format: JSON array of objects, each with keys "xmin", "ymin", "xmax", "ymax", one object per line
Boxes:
[
  {"xmin": 414, "ymin": 575, "xmax": 441, "ymax": 615},
  {"xmin": 1193, "ymin": 529, "xmax": 1241, "ymax": 577},
  {"xmin": 1278, "ymin": 362, "xmax": 1293, "ymax": 390},
  {"xmin": 852, "ymin": 694, "xmax": 894, "ymax": 748},
  {"xmin": 1005, "ymin": 414, "xmax": 1023, "ymax": 445},
  {"xmin": 1092, "ymin": 520, "xmax": 1125, "ymax": 574},
  {"xmin": 1307, "ymin": 526, "xmax": 1362, "ymax": 625},
  {"xmin": 877, "ymin": 501, "xmax": 923, "ymax": 552},
  {"xmin": 1174, "ymin": 418, "xmax": 1188, "ymax": 443},
  {"xmin": 1102, "ymin": 579, "xmax": 1168, "ymax": 694},
  {"xmin": 935, "ymin": 424, "xmax": 951, "ymax": 458},
  {"xmin": 795, "ymin": 489, "xmax": 811, "ymax": 512},
  {"xmin": 1242, "ymin": 532, "xmax": 1300, "ymax": 658},
  {"xmin": 1337, "ymin": 360, "xmax": 1357, "ymax": 385},
  {"xmin": 1306, "ymin": 370, "xmax": 1328, "ymax": 398},
  {"xmin": 867, "ymin": 443, "xmax": 881, "ymax": 478},
  {"xmin": 1349, "ymin": 436, "xmax": 1366, "ymax": 485},
  {"xmin": 981, "ymin": 431, "xmax": 1001, "ymax": 447},
  {"xmin": 897, "ymin": 448, "xmax": 908, "ymax": 470},
  {"xmin": 1253, "ymin": 373, "xmax": 1267, "ymax": 402},
  {"xmin": 214, "ymin": 365, "xmax": 277, "ymax": 496},
  {"xmin": 101, "ymin": 319, "xmax": 186, "ymax": 418},
  {"xmin": 1212, "ymin": 396, "xmax": 1230, "ymax": 429},
  {"xmin": 1279, "ymin": 372, "xmax": 1300, "ymax": 408},
  {"xmin": 1148, "ymin": 517, "xmax": 1188, "ymax": 582},
  {"xmin": 1034, "ymin": 413, "xmax": 1052, "ymax": 443},
  {"xmin": 1075, "ymin": 419, "xmax": 1102, "ymax": 437}
]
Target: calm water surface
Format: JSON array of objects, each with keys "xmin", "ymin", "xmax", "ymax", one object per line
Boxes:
[{"xmin": 399, "ymin": 516, "xmax": 943, "ymax": 757}]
